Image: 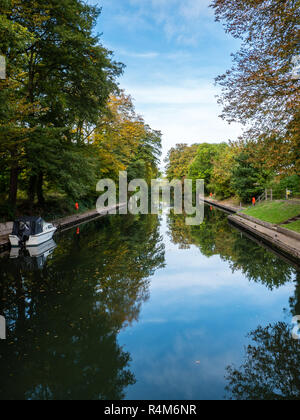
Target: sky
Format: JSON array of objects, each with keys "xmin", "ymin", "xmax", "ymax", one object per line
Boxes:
[{"xmin": 89, "ymin": 0, "xmax": 244, "ymax": 162}]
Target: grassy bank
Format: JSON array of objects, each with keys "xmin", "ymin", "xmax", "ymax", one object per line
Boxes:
[
  {"xmin": 242, "ymin": 201, "xmax": 300, "ymax": 227},
  {"xmin": 282, "ymin": 220, "xmax": 300, "ymax": 233}
]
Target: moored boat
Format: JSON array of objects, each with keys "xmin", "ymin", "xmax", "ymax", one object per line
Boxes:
[{"xmin": 9, "ymin": 217, "xmax": 57, "ymax": 247}]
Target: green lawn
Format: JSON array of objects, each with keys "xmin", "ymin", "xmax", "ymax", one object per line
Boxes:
[
  {"xmin": 282, "ymin": 220, "xmax": 300, "ymax": 233},
  {"xmin": 242, "ymin": 201, "xmax": 300, "ymax": 224}
]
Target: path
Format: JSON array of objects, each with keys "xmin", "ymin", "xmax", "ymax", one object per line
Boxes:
[{"xmin": 0, "ymin": 203, "xmax": 126, "ymax": 253}]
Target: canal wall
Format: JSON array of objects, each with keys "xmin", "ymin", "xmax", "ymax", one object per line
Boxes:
[
  {"xmin": 0, "ymin": 204, "xmax": 126, "ymax": 253},
  {"xmin": 205, "ymin": 198, "xmax": 300, "ymax": 262},
  {"xmin": 204, "ymin": 198, "xmax": 243, "ymax": 214},
  {"xmin": 228, "ymin": 214, "xmax": 300, "ymax": 262}
]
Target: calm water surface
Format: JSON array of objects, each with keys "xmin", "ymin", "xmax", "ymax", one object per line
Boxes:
[{"xmin": 0, "ymin": 206, "xmax": 299, "ymax": 400}]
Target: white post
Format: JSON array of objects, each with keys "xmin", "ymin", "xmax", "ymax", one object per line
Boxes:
[{"xmin": 0, "ymin": 315, "xmax": 6, "ymax": 340}]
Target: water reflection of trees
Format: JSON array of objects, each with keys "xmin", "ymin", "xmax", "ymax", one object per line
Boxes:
[
  {"xmin": 167, "ymin": 208, "xmax": 297, "ymax": 289},
  {"xmin": 0, "ymin": 214, "xmax": 165, "ymax": 400},
  {"xmin": 225, "ymin": 321, "xmax": 300, "ymax": 400},
  {"xmin": 226, "ymin": 270, "xmax": 300, "ymax": 400},
  {"xmin": 167, "ymin": 208, "xmax": 300, "ymax": 400}
]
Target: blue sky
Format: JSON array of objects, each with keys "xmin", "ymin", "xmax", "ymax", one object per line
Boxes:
[{"xmin": 90, "ymin": 0, "xmax": 243, "ymax": 161}]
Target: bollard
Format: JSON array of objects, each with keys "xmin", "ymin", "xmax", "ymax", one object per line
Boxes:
[{"xmin": 0, "ymin": 315, "xmax": 6, "ymax": 340}]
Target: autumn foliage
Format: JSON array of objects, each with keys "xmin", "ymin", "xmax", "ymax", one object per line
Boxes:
[{"xmin": 211, "ymin": 0, "xmax": 300, "ymax": 175}]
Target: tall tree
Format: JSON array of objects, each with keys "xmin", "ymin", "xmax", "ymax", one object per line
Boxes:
[
  {"xmin": 211, "ymin": 0, "xmax": 300, "ymax": 174},
  {"xmin": 0, "ymin": 0, "xmax": 124, "ymax": 207},
  {"xmin": 210, "ymin": 144, "xmax": 238, "ymax": 199},
  {"xmin": 230, "ymin": 151, "xmax": 267, "ymax": 202},
  {"xmin": 0, "ymin": 0, "xmax": 36, "ymax": 207},
  {"xmin": 93, "ymin": 92, "xmax": 162, "ymax": 183}
]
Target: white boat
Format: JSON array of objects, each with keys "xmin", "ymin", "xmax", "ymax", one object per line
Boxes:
[{"xmin": 9, "ymin": 217, "xmax": 57, "ymax": 247}]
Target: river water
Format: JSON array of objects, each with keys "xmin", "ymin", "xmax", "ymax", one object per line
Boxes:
[{"xmin": 0, "ymin": 206, "xmax": 299, "ymax": 400}]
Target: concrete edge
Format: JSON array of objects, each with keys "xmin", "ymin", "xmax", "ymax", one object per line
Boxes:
[
  {"xmin": 237, "ymin": 213, "xmax": 277, "ymax": 230},
  {"xmin": 0, "ymin": 222, "xmax": 13, "ymax": 237},
  {"xmin": 204, "ymin": 199, "xmax": 239, "ymax": 214},
  {"xmin": 237, "ymin": 213, "xmax": 300, "ymax": 241},
  {"xmin": 277, "ymin": 226, "xmax": 300, "ymax": 241},
  {"xmin": 228, "ymin": 215, "xmax": 300, "ymax": 261}
]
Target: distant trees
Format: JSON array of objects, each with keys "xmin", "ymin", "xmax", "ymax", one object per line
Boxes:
[
  {"xmin": 164, "ymin": 141, "xmax": 280, "ymax": 203},
  {"xmin": 164, "ymin": 143, "xmax": 198, "ymax": 181},
  {"xmin": 188, "ymin": 143, "xmax": 227, "ymax": 194}
]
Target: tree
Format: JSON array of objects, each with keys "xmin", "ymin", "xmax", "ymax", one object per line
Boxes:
[
  {"xmin": 188, "ymin": 143, "xmax": 227, "ymax": 194},
  {"xmin": 164, "ymin": 143, "xmax": 199, "ymax": 181},
  {"xmin": 0, "ymin": 0, "xmax": 36, "ymax": 207},
  {"xmin": 0, "ymin": 0, "xmax": 124, "ymax": 207},
  {"xmin": 210, "ymin": 144, "xmax": 238, "ymax": 199},
  {"xmin": 211, "ymin": 0, "xmax": 300, "ymax": 174},
  {"xmin": 128, "ymin": 124, "xmax": 162, "ymax": 185},
  {"xmin": 230, "ymin": 152, "xmax": 266, "ymax": 202},
  {"xmin": 93, "ymin": 92, "xmax": 162, "ymax": 184}
]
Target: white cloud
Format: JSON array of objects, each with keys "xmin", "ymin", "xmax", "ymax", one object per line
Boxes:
[
  {"xmin": 126, "ymin": 0, "xmax": 216, "ymax": 45},
  {"xmin": 115, "ymin": 48, "xmax": 192, "ymax": 61},
  {"xmin": 125, "ymin": 82, "xmax": 218, "ymax": 105},
  {"xmin": 179, "ymin": 0, "xmax": 213, "ymax": 20},
  {"xmin": 122, "ymin": 81, "xmax": 244, "ymax": 160},
  {"xmin": 118, "ymin": 49, "xmax": 160, "ymax": 59}
]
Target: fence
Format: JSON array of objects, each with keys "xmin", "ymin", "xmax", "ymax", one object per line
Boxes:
[{"xmin": 257, "ymin": 189, "xmax": 300, "ymax": 203}]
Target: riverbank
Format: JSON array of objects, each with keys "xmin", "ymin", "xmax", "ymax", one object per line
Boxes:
[
  {"xmin": 205, "ymin": 198, "xmax": 300, "ymax": 262},
  {"xmin": 242, "ymin": 200, "xmax": 300, "ymax": 232},
  {"xmin": 228, "ymin": 213, "xmax": 300, "ymax": 262},
  {"xmin": 204, "ymin": 198, "xmax": 244, "ymax": 214},
  {"xmin": 0, "ymin": 204, "xmax": 125, "ymax": 253}
]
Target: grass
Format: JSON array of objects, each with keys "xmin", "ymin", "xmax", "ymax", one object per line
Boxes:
[
  {"xmin": 282, "ymin": 220, "xmax": 300, "ymax": 233},
  {"xmin": 242, "ymin": 201, "xmax": 300, "ymax": 224}
]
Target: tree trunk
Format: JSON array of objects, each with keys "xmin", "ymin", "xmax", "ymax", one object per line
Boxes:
[
  {"xmin": 9, "ymin": 166, "xmax": 19, "ymax": 208},
  {"xmin": 37, "ymin": 172, "xmax": 45, "ymax": 207},
  {"xmin": 28, "ymin": 175, "xmax": 37, "ymax": 207}
]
